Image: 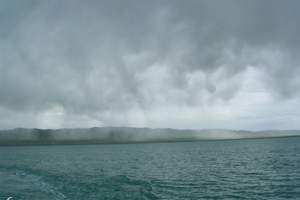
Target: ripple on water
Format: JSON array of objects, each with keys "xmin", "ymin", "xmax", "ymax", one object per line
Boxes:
[
  {"xmin": 0, "ymin": 137, "xmax": 300, "ymax": 199},
  {"xmin": 0, "ymin": 166, "xmax": 66, "ymax": 200}
]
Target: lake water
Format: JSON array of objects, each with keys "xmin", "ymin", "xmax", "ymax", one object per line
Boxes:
[{"xmin": 0, "ymin": 137, "xmax": 300, "ymax": 199}]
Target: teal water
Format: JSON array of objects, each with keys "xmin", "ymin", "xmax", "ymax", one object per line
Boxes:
[{"xmin": 0, "ymin": 137, "xmax": 300, "ymax": 200}]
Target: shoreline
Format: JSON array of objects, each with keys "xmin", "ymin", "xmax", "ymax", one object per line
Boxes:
[{"xmin": 1, "ymin": 134, "xmax": 299, "ymax": 147}]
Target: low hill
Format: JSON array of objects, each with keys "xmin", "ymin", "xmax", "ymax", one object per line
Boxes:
[{"xmin": 0, "ymin": 127, "xmax": 299, "ymax": 145}]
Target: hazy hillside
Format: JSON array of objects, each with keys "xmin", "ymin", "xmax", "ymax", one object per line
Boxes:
[{"xmin": 0, "ymin": 127, "xmax": 299, "ymax": 145}]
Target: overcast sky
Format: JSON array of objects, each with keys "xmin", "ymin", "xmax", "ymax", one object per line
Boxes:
[{"xmin": 0, "ymin": 0, "xmax": 300, "ymax": 130}]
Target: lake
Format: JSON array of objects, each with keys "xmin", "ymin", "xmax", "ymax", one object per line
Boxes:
[{"xmin": 0, "ymin": 137, "xmax": 300, "ymax": 199}]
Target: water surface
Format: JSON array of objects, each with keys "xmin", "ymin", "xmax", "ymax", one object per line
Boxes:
[{"xmin": 0, "ymin": 137, "xmax": 300, "ymax": 199}]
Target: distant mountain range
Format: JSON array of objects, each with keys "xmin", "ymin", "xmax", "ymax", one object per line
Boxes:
[{"xmin": 0, "ymin": 127, "xmax": 299, "ymax": 145}]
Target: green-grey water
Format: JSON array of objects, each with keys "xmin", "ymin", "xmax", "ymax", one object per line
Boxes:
[{"xmin": 0, "ymin": 137, "xmax": 300, "ymax": 200}]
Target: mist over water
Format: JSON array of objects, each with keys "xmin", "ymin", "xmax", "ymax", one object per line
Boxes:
[{"xmin": 0, "ymin": 137, "xmax": 300, "ymax": 199}]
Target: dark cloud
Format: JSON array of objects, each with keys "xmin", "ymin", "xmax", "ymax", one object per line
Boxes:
[{"xmin": 0, "ymin": 0, "xmax": 300, "ymax": 129}]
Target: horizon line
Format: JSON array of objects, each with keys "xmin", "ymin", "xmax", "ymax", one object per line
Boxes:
[{"xmin": 1, "ymin": 126, "xmax": 299, "ymax": 132}]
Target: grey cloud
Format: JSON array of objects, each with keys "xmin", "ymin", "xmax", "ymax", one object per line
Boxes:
[{"xmin": 0, "ymin": 0, "xmax": 300, "ymax": 129}]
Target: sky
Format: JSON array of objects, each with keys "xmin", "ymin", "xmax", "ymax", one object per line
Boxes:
[{"xmin": 0, "ymin": 0, "xmax": 300, "ymax": 130}]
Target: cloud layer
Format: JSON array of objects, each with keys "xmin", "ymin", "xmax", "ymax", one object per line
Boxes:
[{"xmin": 1, "ymin": 0, "xmax": 300, "ymax": 130}]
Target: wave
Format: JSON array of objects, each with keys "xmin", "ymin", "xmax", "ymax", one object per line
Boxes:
[{"xmin": 0, "ymin": 165, "xmax": 66, "ymax": 200}]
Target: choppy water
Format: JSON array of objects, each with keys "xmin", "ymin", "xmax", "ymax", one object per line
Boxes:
[{"xmin": 0, "ymin": 137, "xmax": 300, "ymax": 200}]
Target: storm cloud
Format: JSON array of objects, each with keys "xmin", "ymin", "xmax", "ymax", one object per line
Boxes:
[{"xmin": 0, "ymin": 0, "xmax": 300, "ymax": 130}]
